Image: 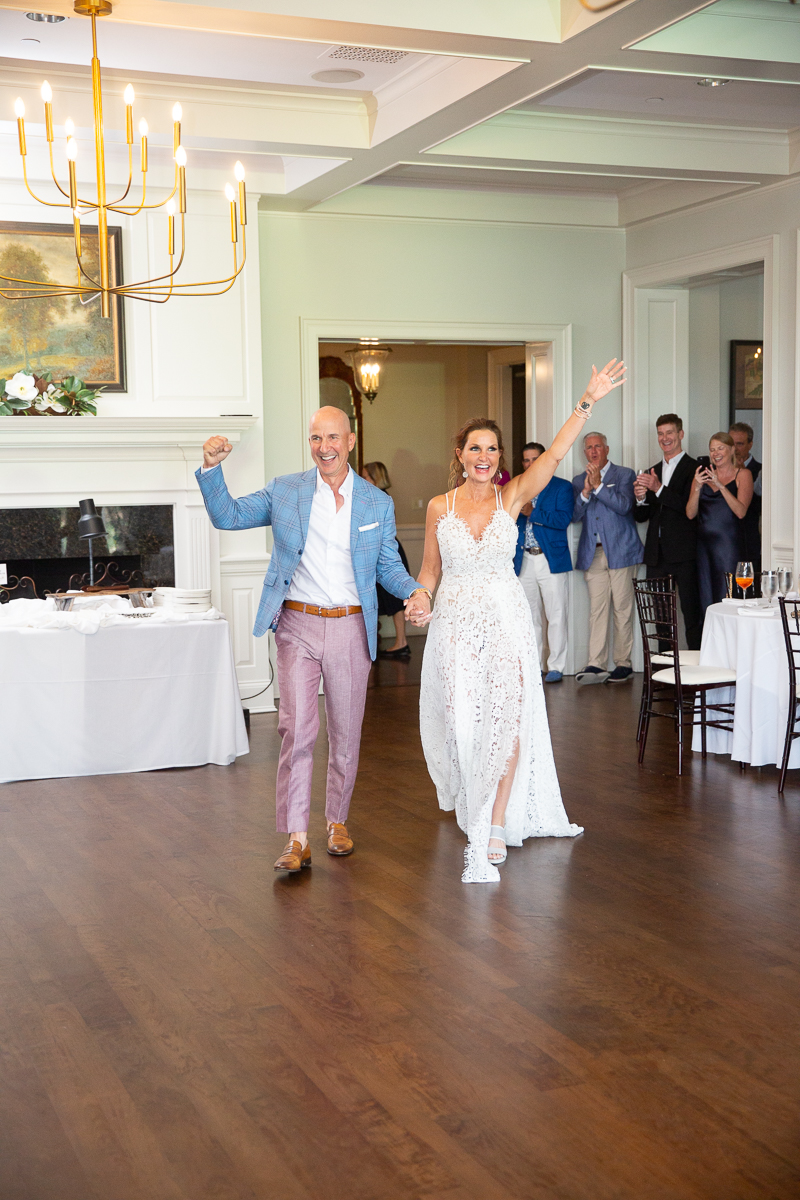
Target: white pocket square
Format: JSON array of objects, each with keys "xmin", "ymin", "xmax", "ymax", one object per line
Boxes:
[
  {"xmin": 358, "ymin": 522, "xmax": 379, "ymax": 532},
  {"xmin": 605, "ymin": 483, "xmax": 615, "ymax": 488}
]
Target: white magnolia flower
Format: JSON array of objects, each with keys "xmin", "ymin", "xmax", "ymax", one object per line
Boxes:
[{"xmin": 5, "ymin": 371, "xmax": 38, "ymax": 402}]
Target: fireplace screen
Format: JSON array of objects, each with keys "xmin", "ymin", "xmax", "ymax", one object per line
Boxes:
[{"xmin": 0, "ymin": 504, "xmax": 174, "ymax": 595}]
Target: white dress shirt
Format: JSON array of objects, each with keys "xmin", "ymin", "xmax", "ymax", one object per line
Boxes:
[
  {"xmin": 657, "ymin": 449, "xmax": 684, "ymax": 496},
  {"xmin": 636, "ymin": 449, "xmax": 685, "ymax": 504},
  {"xmin": 287, "ymin": 467, "xmax": 360, "ymax": 606}
]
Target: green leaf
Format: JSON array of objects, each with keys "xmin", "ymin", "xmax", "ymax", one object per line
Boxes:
[
  {"xmin": 0, "ymin": 402, "xmax": 12, "ymax": 416},
  {"xmin": 0, "ymin": 378, "xmax": 6, "ymax": 396},
  {"xmin": 83, "ymin": 404, "xmax": 97, "ymax": 415},
  {"xmin": 7, "ymin": 397, "xmax": 31, "ymax": 410}
]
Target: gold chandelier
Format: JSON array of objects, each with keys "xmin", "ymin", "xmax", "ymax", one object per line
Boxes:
[{"xmin": 3, "ymin": 0, "xmax": 247, "ymax": 319}]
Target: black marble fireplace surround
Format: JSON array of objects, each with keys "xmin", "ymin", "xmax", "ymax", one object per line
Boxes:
[{"xmin": 0, "ymin": 505, "xmax": 175, "ymax": 595}]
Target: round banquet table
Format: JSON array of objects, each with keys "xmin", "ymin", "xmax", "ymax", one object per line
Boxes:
[
  {"xmin": 691, "ymin": 601, "xmax": 798, "ymax": 768},
  {"xmin": 0, "ymin": 618, "xmax": 249, "ymax": 783}
]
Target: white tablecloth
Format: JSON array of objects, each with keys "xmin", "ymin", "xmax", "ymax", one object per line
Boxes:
[
  {"xmin": 0, "ymin": 618, "xmax": 249, "ymax": 783},
  {"xmin": 692, "ymin": 601, "xmax": 797, "ymax": 768}
]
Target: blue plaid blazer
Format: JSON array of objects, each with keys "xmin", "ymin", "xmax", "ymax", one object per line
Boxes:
[{"xmin": 195, "ymin": 464, "xmax": 419, "ymax": 659}]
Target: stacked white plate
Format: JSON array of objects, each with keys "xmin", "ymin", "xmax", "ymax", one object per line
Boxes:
[{"xmin": 152, "ymin": 586, "xmax": 212, "ymax": 613}]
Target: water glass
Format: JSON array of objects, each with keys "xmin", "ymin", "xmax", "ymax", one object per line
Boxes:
[
  {"xmin": 761, "ymin": 571, "xmax": 779, "ymax": 605},
  {"xmin": 778, "ymin": 569, "xmax": 794, "ymax": 597}
]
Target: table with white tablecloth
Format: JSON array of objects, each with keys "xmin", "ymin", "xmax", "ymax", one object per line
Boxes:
[
  {"xmin": 0, "ymin": 616, "xmax": 249, "ymax": 783},
  {"xmin": 691, "ymin": 601, "xmax": 797, "ymax": 768}
]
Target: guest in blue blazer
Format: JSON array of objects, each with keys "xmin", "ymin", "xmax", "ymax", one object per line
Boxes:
[
  {"xmin": 572, "ymin": 431, "xmax": 643, "ymax": 685},
  {"xmin": 513, "ymin": 442, "xmax": 573, "ymax": 683}
]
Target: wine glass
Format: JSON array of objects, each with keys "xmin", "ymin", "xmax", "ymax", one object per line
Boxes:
[
  {"xmin": 778, "ymin": 569, "xmax": 794, "ymax": 598},
  {"xmin": 761, "ymin": 570, "xmax": 779, "ymax": 606},
  {"xmin": 736, "ymin": 560, "xmax": 755, "ymax": 602}
]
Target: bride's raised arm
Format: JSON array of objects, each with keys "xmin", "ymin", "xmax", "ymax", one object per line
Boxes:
[{"xmin": 503, "ymin": 358, "xmax": 626, "ymax": 518}]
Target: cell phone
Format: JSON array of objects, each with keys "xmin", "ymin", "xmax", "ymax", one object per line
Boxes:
[{"xmin": 696, "ymin": 455, "xmax": 711, "ymax": 469}]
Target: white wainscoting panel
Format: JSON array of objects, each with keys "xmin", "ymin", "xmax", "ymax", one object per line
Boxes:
[{"xmin": 219, "ymin": 555, "xmax": 275, "ymax": 712}]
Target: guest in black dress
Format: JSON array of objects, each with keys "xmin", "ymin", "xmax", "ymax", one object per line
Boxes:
[
  {"xmin": 686, "ymin": 432, "xmax": 753, "ymax": 614},
  {"xmin": 362, "ymin": 462, "xmax": 412, "ymax": 659}
]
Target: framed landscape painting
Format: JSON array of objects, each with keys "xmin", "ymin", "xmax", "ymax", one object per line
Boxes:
[{"xmin": 0, "ymin": 220, "xmax": 126, "ymax": 391}]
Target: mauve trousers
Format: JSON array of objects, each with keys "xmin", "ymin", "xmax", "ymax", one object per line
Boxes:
[{"xmin": 274, "ymin": 607, "xmax": 373, "ymax": 833}]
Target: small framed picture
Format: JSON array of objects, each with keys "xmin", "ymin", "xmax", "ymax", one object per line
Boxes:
[
  {"xmin": 0, "ymin": 220, "xmax": 126, "ymax": 391},
  {"xmin": 729, "ymin": 340, "xmax": 763, "ymax": 413}
]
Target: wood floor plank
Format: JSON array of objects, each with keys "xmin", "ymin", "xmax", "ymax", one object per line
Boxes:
[{"xmin": 0, "ymin": 673, "xmax": 798, "ymax": 1198}]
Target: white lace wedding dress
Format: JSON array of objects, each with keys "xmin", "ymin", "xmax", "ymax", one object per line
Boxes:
[{"xmin": 420, "ymin": 486, "xmax": 583, "ymax": 883}]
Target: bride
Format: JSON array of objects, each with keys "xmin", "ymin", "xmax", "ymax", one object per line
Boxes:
[{"xmin": 409, "ymin": 359, "xmax": 625, "ymax": 883}]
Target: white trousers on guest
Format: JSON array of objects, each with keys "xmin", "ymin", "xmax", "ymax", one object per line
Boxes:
[{"xmin": 518, "ymin": 552, "xmax": 569, "ymax": 674}]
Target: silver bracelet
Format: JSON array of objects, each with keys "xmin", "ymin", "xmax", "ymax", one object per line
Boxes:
[{"xmin": 574, "ymin": 399, "xmax": 593, "ymax": 421}]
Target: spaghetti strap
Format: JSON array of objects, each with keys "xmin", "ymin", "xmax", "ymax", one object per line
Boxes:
[
  {"xmin": 494, "ymin": 485, "xmax": 502, "ymax": 511},
  {"xmin": 450, "ymin": 487, "xmax": 457, "ymax": 514}
]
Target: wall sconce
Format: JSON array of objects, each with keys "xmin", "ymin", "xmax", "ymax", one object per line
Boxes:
[{"xmin": 345, "ymin": 343, "xmax": 392, "ymax": 404}]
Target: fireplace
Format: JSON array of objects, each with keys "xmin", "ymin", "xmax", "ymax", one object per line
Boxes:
[
  {"xmin": 0, "ymin": 414, "xmax": 274, "ymax": 711},
  {"xmin": 0, "ymin": 504, "xmax": 175, "ymax": 595}
]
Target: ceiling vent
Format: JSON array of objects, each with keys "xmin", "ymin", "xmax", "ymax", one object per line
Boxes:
[{"xmin": 328, "ymin": 45, "xmax": 409, "ymax": 65}]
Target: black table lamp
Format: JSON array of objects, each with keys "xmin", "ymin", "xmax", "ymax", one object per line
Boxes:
[{"xmin": 78, "ymin": 499, "xmax": 106, "ymax": 587}]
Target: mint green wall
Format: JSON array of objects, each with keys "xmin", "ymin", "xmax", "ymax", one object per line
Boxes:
[{"xmin": 258, "ymin": 210, "xmax": 626, "ymax": 485}]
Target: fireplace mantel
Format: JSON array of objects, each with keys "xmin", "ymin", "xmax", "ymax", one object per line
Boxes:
[{"xmin": 0, "ymin": 415, "xmax": 258, "ymax": 455}]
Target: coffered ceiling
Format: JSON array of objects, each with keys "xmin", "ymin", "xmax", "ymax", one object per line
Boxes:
[{"xmin": 2, "ymin": 0, "xmax": 800, "ymax": 226}]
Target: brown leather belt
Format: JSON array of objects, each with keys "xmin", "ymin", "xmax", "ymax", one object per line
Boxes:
[
  {"xmin": 524, "ymin": 547, "xmax": 544, "ymax": 555},
  {"xmin": 284, "ymin": 600, "xmax": 362, "ymax": 618}
]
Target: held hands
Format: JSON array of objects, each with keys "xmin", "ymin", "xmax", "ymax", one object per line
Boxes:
[
  {"xmin": 404, "ymin": 590, "xmax": 433, "ymax": 627},
  {"xmin": 203, "ymin": 435, "xmax": 233, "ymax": 469},
  {"xmin": 584, "ymin": 358, "xmax": 627, "ymax": 403}
]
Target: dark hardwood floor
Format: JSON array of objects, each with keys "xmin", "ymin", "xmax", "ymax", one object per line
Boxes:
[{"xmin": 1, "ymin": 660, "xmax": 798, "ymax": 1200}]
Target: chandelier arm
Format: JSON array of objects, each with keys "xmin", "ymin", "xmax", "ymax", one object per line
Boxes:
[
  {"xmin": 124, "ymin": 234, "xmax": 247, "ymax": 296},
  {"xmin": 0, "ymin": 283, "xmax": 103, "ymax": 298},
  {"xmin": 47, "ymin": 142, "xmax": 72, "ymax": 201},
  {"xmin": 0, "ymin": 270, "xmax": 93, "ymax": 291},
  {"xmin": 112, "ymin": 215, "xmax": 187, "ymax": 290},
  {"xmin": 21, "ymin": 159, "xmax": 74, "ymax": 209},
  {"xmin": 114, "ymin": 184, "xmax": 179, "ymax": 213}
]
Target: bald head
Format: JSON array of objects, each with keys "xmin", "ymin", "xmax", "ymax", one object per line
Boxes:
[
  {"xmin": 310, "ymin": 405, "xmax": 351, "ymax": 438},
  {"xmin": 309, "ymin": 404, "xmax": 356, "ymax": 488}
]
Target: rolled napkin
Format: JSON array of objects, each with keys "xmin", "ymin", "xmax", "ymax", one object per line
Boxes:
[{"xmin": 737, "ymin": 606, "xmax": 777, "ymax": 617}]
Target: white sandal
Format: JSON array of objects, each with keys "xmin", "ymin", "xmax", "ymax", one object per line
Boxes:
[{"xmin": 488, "ymin": 825, "xmax": 507, "ymax": 865}]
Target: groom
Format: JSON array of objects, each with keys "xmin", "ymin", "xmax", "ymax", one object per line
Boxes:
[{"xmin": 197, "ymin": 407, "xmax": 431, "ymax": 873}]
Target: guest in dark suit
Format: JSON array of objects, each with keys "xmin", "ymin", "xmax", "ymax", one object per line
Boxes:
[
  {"xmin": 633, "ymin": 413, "xmax": 702, "ymax": 650},
  {"xmin": 730, "ymin": 422, "xmax": 762, "ymax": 584},
  {"xmin": 513, "ymin": 442, "xmax": 573, "ymax": 683}
]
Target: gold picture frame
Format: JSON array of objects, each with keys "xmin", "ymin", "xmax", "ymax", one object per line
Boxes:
[{"xmin": 0, "ymin": 220, "xmax": 126, "ymax": 391}]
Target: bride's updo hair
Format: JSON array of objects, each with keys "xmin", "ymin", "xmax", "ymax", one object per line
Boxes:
[{"xmin": 448, "ymin": 417, "xmax": 506, "ymax": 490}]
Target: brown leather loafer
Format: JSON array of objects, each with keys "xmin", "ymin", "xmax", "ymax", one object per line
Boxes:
[
  {"xmin": 326, "ymin": 823, "xmax": 354, "ymax": 856},
  {"xmin": 273, "ymin": 840, "xmax": 311, "ymax": 873}
]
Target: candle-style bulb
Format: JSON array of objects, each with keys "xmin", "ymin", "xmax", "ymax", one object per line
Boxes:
[
  {"xmin": 41, "ymin": 81, "xmax": 52, "ymax": 103},
  {"xmin": 234, "ymin": 160, "xmax": 245, "ymax": 182},
  {"xmin": 64, "ymin": 117, "xmax": 75, "ymax": 137},
  {"xmin": 166, "ymin": 198, "xmax": 176, "ymax": 215},
  {"xmin": 124, "ymin": 84, "xmax": 135, "ymax": 106},
  {"xmin": 224, "ymin": 183, "xmax": 235, "ymax": 202},
  {"xmin": 172, "ymin": 102, "xmax": 182, "ymax": 122},
  {"xmin": 138, "ymin": 117, "xmax": 148, "ymax": 137},
  {"xmin": 66, "ymin": 137, "xmax": 78, "ymax": 162},
  {"xmin": 175, "ymin": 145, "xmax": 187, "ymax": 167},
  {"xmin": 14, "ymin": 97, "xmax": 25, "ymax": 118}
]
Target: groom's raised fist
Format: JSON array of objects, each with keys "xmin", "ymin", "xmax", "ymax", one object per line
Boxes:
[{"xmin": 203, "ymin": 435, "xmax": 233, "ymax": 468}]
